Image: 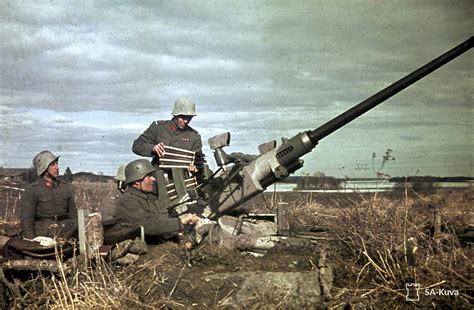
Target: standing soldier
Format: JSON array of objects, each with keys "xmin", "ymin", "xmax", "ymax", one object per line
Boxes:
[
  {"xmin": 132, "ymin": 97, "xmax": 203, "ymax": 173},
  {"xmin": 20, "ymin": 150, "xmax": 77, "ymax": 239}
]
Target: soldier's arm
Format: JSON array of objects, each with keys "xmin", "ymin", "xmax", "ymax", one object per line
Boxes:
[
  {"xmin": 193, "ymin": 133, "xmax": 203, "ymax": 154},
  {"xmin": 117, "ymin": 196, "xmax": 182, "ymax": 237},
  {"xmin": 20, "ymin": 188, "xmax": 37, "ymax": 239},
  {"xmin": 144, "ymin": 214, "xmax": 182, "ymax": 237},
  {"xmin": 190, "ymin": 134, "xmax": 204, "ymax": 173},
  {"xmin": 132, "ymin": 122, "xmax": 159, "ymax": 157}
]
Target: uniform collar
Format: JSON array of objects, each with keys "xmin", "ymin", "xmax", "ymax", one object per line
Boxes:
[
  {"xmin": 127, "ymin": 186, "xmax": 151, "ymax": 199},
  {"xmin": 169, "ymin": 118, "xmax": 190, "ymax": 132},
  {"xmin": 43, "ymin": 177, "xmax": 58, "ymax": 189},
  {"xmin": 169, "ymin": 121, "xmax": 178, "ymax": 133}
]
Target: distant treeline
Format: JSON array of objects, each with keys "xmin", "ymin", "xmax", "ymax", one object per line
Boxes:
[
  {"xmin": 71, "ymin": 173, "xmax": 473, "ymax": 185},
  {"xmin": 290, "ymin": 175, "xmax": 473, "ymax": 191},
  {"xmin": 295, "ymin": 176, "xmax": 342, "ymax": 190},
  {"xmin": 3, "ymin": 166, "xmax": 472, "ymax": 185},
  {"xmin": 72, "ymin": 172, "xmax": 113, "ymax": 183},
  {"xmin": 288, "ymin": 175, "xmax": 473, "ymax": 183},
  {"xmin": 389, "ymin": 176, "xmax": 473, "ymax": 183},
  {"xmin": 0, "ymin": 169, "xmax": 113, "ymax": 184}
]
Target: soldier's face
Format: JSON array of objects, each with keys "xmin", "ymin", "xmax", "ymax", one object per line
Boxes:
[
  {"xmin": 175, "ymin": 115, "xmax": 193, "ymax": 129},
  {"xmin": 46, "ymin": 160, "xmax": 59, "ymax": 177},
  {"xmin": 139, "ymin": 174, "xmax": 156, "ymax": 192}
]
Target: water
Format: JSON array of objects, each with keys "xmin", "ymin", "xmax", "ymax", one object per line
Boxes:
[{"xmin": 265, "ymin": 181, "xmax": 472, "ymax": 193}]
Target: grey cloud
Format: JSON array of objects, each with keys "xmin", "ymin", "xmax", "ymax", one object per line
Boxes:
[
  {"xmin": 2, "ymin": 0, "xmax": 470, "ymax": 115},
  {"xmin": 52, "ymin": 115, "xmax": 73, "ymax": 124},
  {"xmin": 0, "ymin": 113, "xmax": 139, "ymax": 173},
  {"xmin": 0, "ymin": 1, "xmax": 471, "ymax": 176},
  {"xmin": 399, "ymin": 135, "xmax": 423, "ymax": 142}
]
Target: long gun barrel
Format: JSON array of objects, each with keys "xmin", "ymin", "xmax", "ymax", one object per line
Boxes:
[
  {"xmin": 204, "ymin": 37, "xmax": 472, "ymax": 218},
  {"xmin": 272, "ymin": 37, "xmax": 473, "ymax": 172}
]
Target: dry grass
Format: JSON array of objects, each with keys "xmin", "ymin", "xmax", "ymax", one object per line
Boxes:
[
  {"xmin": 24, "ymin": 182, "xmax": 160, "ymax": 308},
  {"xmin": 73, "ymin": 181, "xmax": 114, "ymax": 211},
  {"xmin": 1, "ymin": 181, "xmax": 472, "ymax": 308},
  {"xmin": 291, "ymin": 189, "xmax": 474, "ymax": 308},
  {"xmin": 11, "ymin": 253, "xmax": 150, "ymax": 308},
  {"xmin": 0, "ymin": 183, "xmax": 23, "ymax": 222},
  {"xmin": 0, "ymin": 181, "xmax": 150, "ymax": 308}
]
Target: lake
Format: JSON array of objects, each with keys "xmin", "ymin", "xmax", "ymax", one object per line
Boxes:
[{"xmin": 265, "ymin": 180, "xmax": 473, "ymax": 193}]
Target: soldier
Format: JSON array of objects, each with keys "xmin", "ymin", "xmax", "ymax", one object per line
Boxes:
[
  {"xmin": 115, "ymin": 159, "xmax": 200, "ymax": 243},
  {"xmin": 100, "ymin": 164, "xmax": 127, "ymax": 221},
  {"xmin": 20, "ymin": 150, "xmax": 77, "ymax": 239},
  {"xmin": 132, "ymin": 97, "xmax": 203, "ymax": 173}
]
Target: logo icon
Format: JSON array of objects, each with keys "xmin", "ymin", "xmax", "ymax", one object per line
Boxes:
[{"xmin": 405, "ymin": 283, "xmax": 421, "ymax": 301}]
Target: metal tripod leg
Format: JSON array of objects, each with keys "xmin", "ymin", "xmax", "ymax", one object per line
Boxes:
[
  {"xmin": 171, "ymin": 168, "xmax": 187, "ymax": 200},
  {"xmin": 154, "ymin": 169, "xmax": 171, "ymax": 205}
]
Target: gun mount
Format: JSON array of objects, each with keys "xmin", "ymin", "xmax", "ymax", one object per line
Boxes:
[{"xmin": 162, "ymin": 37, "xmax": 472, "ymax": 219}]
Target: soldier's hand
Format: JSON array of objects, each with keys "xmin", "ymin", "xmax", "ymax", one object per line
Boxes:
[
  {"xmin": 153, "ymin": 142, "xmax": 166, "ymax": 157},
  {"xmin": 179, "ymin": 213, "xmax": 200, "ymax": 225},
  {"xmin": 187, "ymin": 164, "xmax": 198, "ymax": 173}
]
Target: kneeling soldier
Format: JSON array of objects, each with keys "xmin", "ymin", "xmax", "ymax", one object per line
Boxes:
[{"xmin": 115, "ymin": 159, "xmax": 199, "ymax": 243}]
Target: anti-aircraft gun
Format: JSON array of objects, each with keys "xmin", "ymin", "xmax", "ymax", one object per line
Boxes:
[{"xmin": 160, "ymin": 37, "xmax": 472, "ymax": 221}]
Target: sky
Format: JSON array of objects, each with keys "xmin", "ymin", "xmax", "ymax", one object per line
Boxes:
[{"xmin": 0, "ymin": 1, "xmax": 472, "ymax": 178}]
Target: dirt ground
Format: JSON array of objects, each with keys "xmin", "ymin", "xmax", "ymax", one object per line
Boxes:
[
  {"xmin": 0, "ymin": 183, "xmax": 472, "ymax": 308},
  {"xmin": 105, "ymin": 188, "xmax": 474, "ymax": 308}
]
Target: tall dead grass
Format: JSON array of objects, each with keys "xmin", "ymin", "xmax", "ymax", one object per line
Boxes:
[
  {"xmin": 0, "ymin": 184, "xmax": 23, "ymax": 223},
  {"xmin": 10, "ymin": 245, "xmax": 154, "ymax": 308},
  {"xmin": 306, "ymin": 189, "xmax": 474, "ymax": 308},
  {"xmin": 74, "ymin": 181, "xmax": 114, "ymax": 211},
  {"xmin": 3, "ymin": 183, "xmax": 472, "ymax": 308},
  {"xmin": 2, "ymin": 181, "xmax": 142, "ymax": 308},
  {"xmin": 8, "ymin": 181, "xmax": 180, "ymax": 308}
]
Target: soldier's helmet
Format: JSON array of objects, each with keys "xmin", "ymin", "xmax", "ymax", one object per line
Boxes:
[
  {"xmin": 124, "ymin": 159, "xmax": 156, "ymax": 185},
  {"xmin": 33, "ymin": 150, "xmax": 60, "ymax": 176},
  {"xmin": 171, "ymin": 97, "xmax": 197, "ymax": 116},
  {"xmin": 113, "ymin": 164, "xmax": 126, "ymax": 182}
]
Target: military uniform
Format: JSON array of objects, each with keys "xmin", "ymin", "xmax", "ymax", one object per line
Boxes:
[
  {"xmin": 132, "ymin": 120, "xmax": 202, "ymax": 166},
  {"xmin": 100, "ymin": 187, "xmax": 123, "ymax": 221},
  {"xmin": 115, "ymin": 187, "xmax": 181, "ymax": 239},
  {"xmin": 20, "ymin": 179, "xmax": 77, "ymax": 239}
]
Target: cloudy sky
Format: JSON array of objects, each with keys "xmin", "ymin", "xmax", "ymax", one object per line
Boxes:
[{"xmin": 0, "ymin": 1, "xmax": 472, "ymax": 178}]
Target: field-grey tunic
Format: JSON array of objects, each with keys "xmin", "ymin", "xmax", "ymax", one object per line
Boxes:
[
  {"xmin": 20, "ymin": 179, "xmax": 77, "ymax": 239},
  {"xmin": 132, "ymin": 120, "xmax": 202, "ymax": 167},
  {"xmin": 115, "ymin": 187, "xmax": 181, "ymax": 238}
]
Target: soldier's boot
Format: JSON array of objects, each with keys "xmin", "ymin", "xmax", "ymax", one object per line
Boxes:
[{"xmin": 129, "ymin": 238, "xmax": 148, "ymax": 255}]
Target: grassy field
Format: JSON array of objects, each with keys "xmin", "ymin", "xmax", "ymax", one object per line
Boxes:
[{"xmin": 0, "ymin": 181, "xmax": 472, "ymax": 308}]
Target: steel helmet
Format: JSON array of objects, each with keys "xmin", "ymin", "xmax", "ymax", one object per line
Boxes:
[
  {"xmin": 33, "ymin": 150, "xmax": 60, "ymax": 176},
  {"xmin": 113, "ymin": 164, "xmax": 126, "ymax": 182},
  {"xmin": 124, "ymin": 159, "xmax": 156, "ymax": 184},
  {"xmin": 171, "ymin": 97, "xmax": 197, "ymax": 116}
]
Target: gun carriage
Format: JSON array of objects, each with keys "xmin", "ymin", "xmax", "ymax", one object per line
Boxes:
[{"xmin": 156, "ymin": 37, "xmax": 472, "ymax": 225}]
